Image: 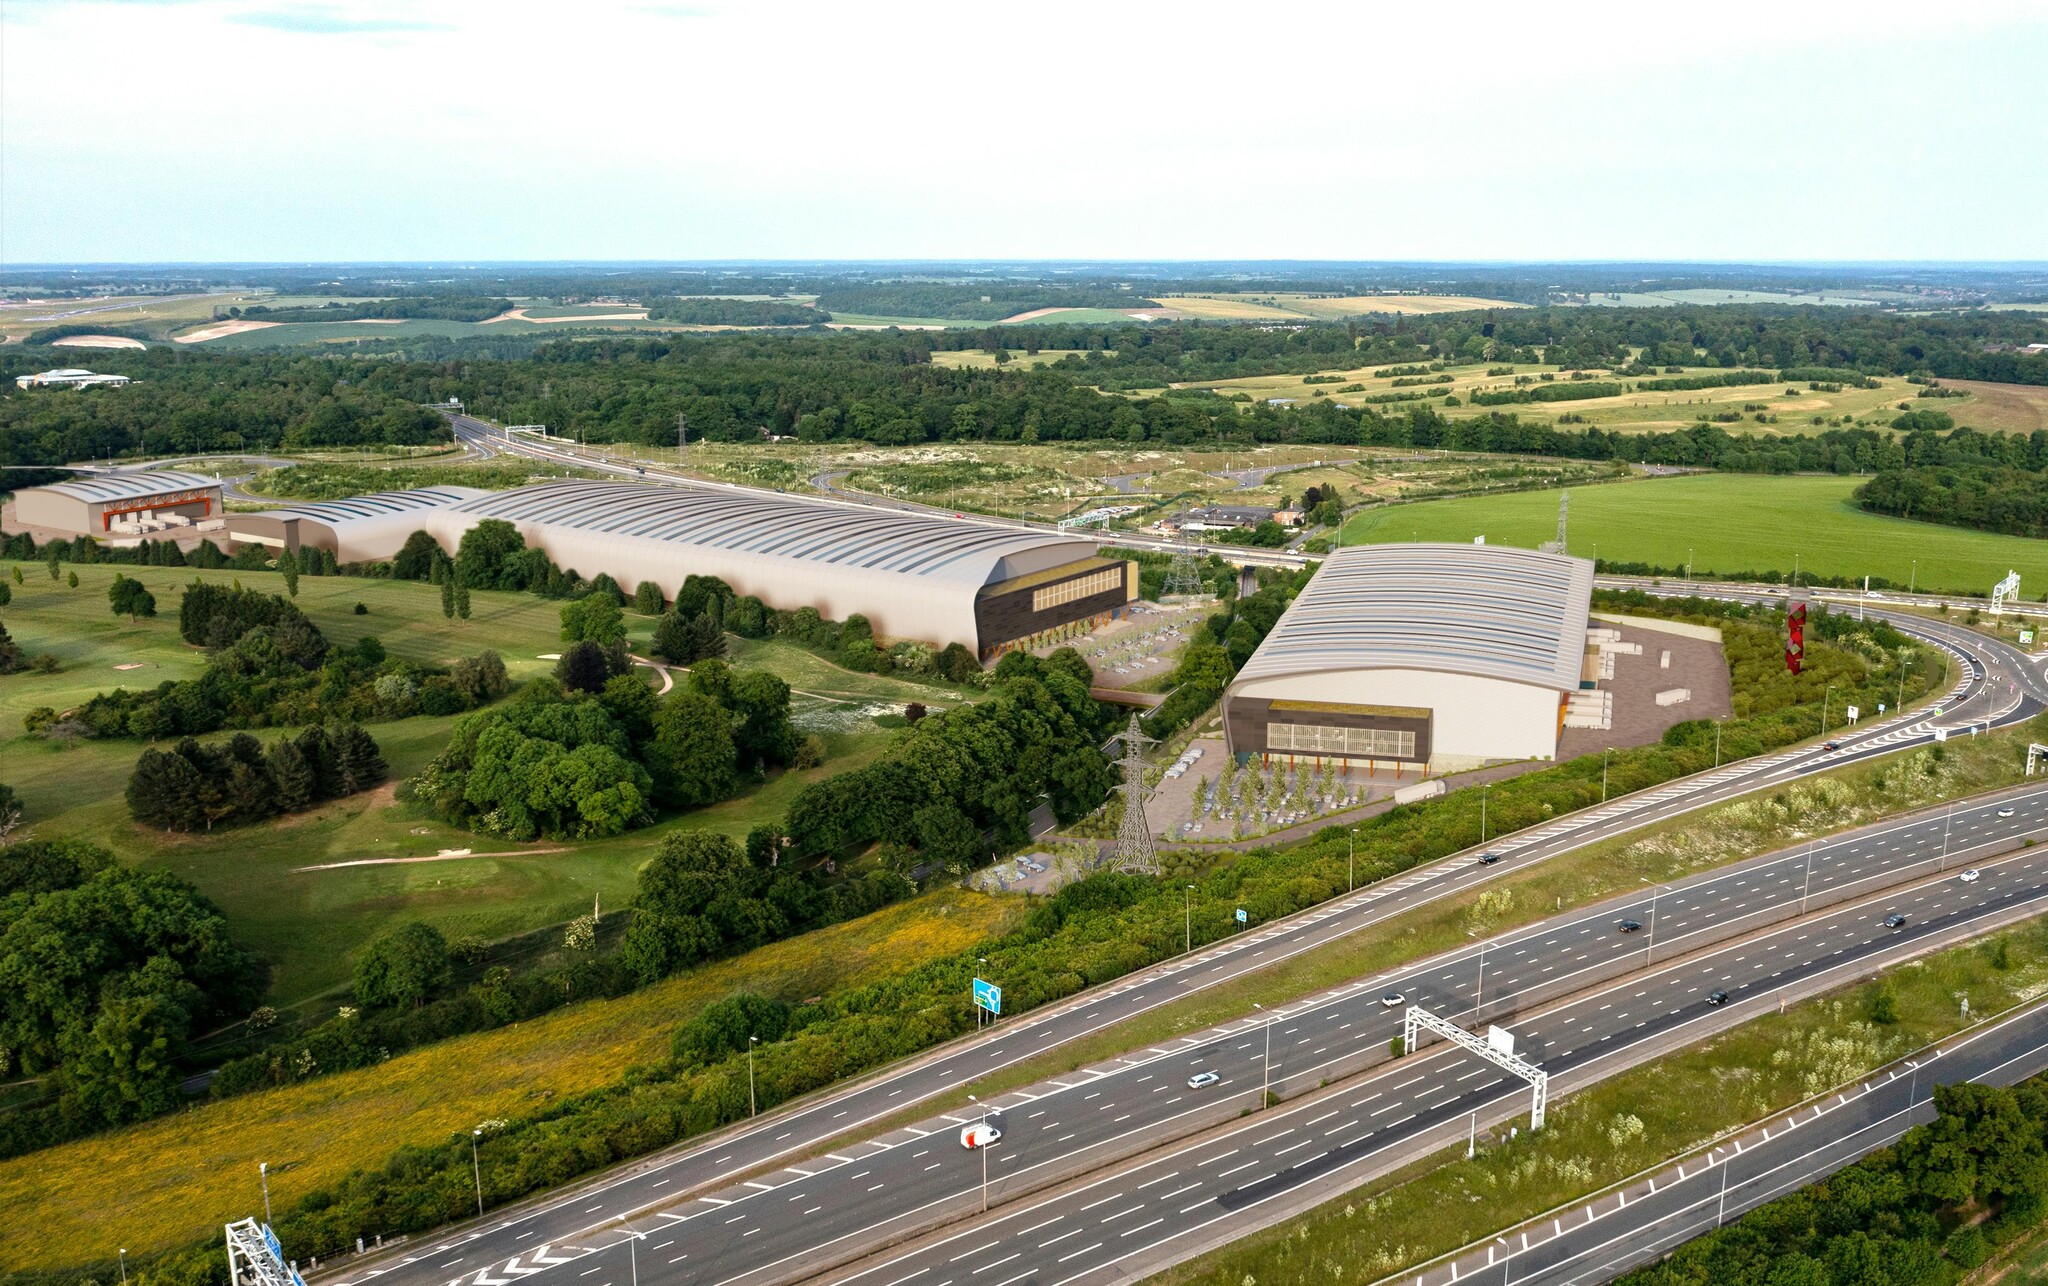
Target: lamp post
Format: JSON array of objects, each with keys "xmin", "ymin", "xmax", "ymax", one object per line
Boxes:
[
  {"xmin": 748, "ymin": 1035, "xmax": 759, "ymax": 1117},
  {"xmin": 1184, "ymin": 885, "xmax": 1195, "ymax": 953},
  {"xmin": 259, "ymin": 1161, "xmax": 273, "ymax": 1227},
  {"xmin": 1480, "ymin": 784, "xmax": 1490, "ymax": 846},
  {"xmin": 1942, "ymin": 801, "xmax": 1954, "ymax": 870},
  {"xmin": 1476, "ymin": 939, "xmax": 1488, "ymax": 1016},
  {"xmin": 1821, "ymin": 685, "xmax": 1837, "ymax": 739},
  {"xmin": 119, "ymin": 1251, "xmax": 127, "ymax": 1286},
  {"xmin": 1687, "ymin": 547, "xmax": 1693, "ymax": 581},
  {"xmin": 1601, "ymin": 748, "xmax": 1611, "ymax": 804},
  {"xmin": 1347, "ymin": 827, "xmax": 1358, "ymax": 892},
  {"xmin": 1910, "ymin": 559, "xmax": 1918, "ymax": 595},
  {"xmin": 1254, "ymin": 1003, "xmax": 1273, "ymax": 1108},
  {"xmin": 975, "ymin": 957, "xmax": 988, "ymax": 1029},
  {"xmin": 1802, "ymin": 840, "xmax": 1817, "ymax": 914},
  {"xmin": 470, "ymin": 1129, "xmax": 484, "ymax": 1217},
  {"xmin": 1714, "ymin": 720, "xmax": 1722, "ymax": 768},
  {"xmin": 1646, "ymin": 882, "xmax": 1664, "ymax": 960}
]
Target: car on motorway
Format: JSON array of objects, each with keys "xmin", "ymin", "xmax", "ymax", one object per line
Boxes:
[
  {"xmin": 1706, "ymin": 990, "xmax": 1730, "ymax": 1006},
  {"xmin": 1187, "ymin": 1071, "xmax": 1221, "ymax": 1089},
  {"xmin": 1617, "ymin": 919, "xmax": 1643, "ymax": 934},
  {"xmin": 1380, "ymin": 992, "xmax": 1406, "ymax": 1007},
  {"xmin": 1998, "ymin": 807, "xmax": 2016, "ymax": 819},
  {"xmin": 1958, "ymin": 868, "xmax": 1982, "ymax": 884},
  {"xmin": 960, "ymin": 1123, "xmax": 1002, "ymax": 1149},
  {"xmin": 1476, "ymin": 852, "xmax": 1502, "ymax": 865},
  {"xmin": 1824, "ymin": 740, "xmax": 1842, "ymax": 751},
  {"xmin": 1884, "ymin": 914, "xmax": 1909, "ymax": 929}
]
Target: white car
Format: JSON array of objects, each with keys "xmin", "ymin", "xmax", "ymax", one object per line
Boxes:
[
  {"xmin": 1960, "ymin": 869, "xmax": 1981, "ymax": 883},
  {"xmin": 1380, "ymin": 992, "xmax": 1406, "ymax": 1008},
  {"xmin": 960, "ymin": 1123, "xmax": 1002, "ymax": 1150},
  {"xmin": 1998, "ymin": 808, "xmax": 2016, "ymax": 819},
  {"xmin": 1187, "ymin": 1071, "xmax": 1221, "ymax": 1089}
]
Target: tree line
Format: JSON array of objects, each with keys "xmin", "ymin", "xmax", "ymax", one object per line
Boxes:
[
  {"xmin": 232, "ymin": 296, "xmax": 513, "ymax": 324},
  {"xmin": 127, "ymin": 724, "xmax": 387, "ymax": 832}
]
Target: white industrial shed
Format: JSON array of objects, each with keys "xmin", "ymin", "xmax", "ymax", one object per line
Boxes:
[
  {"xmin": 224, "ymin": 487, "xmax": 489, "ymax": 559},
  {"xmin": 232, "ymin": 480, "xmax": 1138, "ymax": 653},
  {"xmin": 12, "ymin": 469, "xmax": 222, "ymax": 536},
  {"xmin": 1223, "ymin": 544, "xmax": 1595, "ymax": 774}
]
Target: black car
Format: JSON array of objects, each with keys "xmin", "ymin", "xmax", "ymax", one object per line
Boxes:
[
  {"xmin": 1884, "ymin": 914, "xmax": 1909, "ymax": 929},
  {"xmin": 1477, "ymin": 852, "xmax": 1502, "ymax": 865},
  {"xmin": 1706, "ymin": 990, "xmax": 1730, "ymax": 1006},
  {"xmin": 1617, "ymin": 919, "xmax": 1643, "ymax": 934}
]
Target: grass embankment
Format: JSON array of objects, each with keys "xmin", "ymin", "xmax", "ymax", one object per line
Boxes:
[
  {"xmin": 0, "ymin": 887, "xmax": 1020, "ymax": 1271},
  {"xmin": 1150, "ymin": 913, "xmax": 2048, "ymax": 1286},
  {"xmin": 0, "ymin": 564, "xmax": 948, "ymax": 1001},
  {"xmin": 760, "ymin": 719, "xmax": 2037, "ymax": 1174},
  {"xmin": 1341, "ymin": 471, "xmax": 2048, "ymax": 594}
]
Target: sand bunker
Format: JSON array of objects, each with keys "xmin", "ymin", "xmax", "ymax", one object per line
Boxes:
[
  {"xmin": 51, "ymin": 334, "xmax": 146, "ymax": 349},
  {"xmin": 176, "ymin": 319, "xmax": 279, "ymax": 343}
]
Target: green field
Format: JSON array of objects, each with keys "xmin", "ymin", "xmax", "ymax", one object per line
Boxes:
[
  {"xmin": 1340, "ymin": 473, "xmax": 2048, "ymax": 594},
  {"xmin": 0, "ymin": 564, "xmax": 953, "ymax": 1002}
]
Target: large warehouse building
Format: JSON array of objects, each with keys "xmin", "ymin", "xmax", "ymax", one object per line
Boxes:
[
  {"xmin": 12, "ymin": 469, "xmax": 223, "ymax": 536},
  {"xmin": 1223, "ymin": 544, "xmax": 1595, "ymax": 775},
  {"xmin": 229, "ymin": 480, "xmax": 1139, "ymax": 655}
]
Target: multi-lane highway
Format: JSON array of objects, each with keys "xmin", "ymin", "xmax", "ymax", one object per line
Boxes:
[
  {"xmin": 1410, "ymin": 997, "xmax": 2048, "ymax": 1286},
  {"xmin": 334, "ymin": 783, "xmax": 2048, "ymax": 1286}
]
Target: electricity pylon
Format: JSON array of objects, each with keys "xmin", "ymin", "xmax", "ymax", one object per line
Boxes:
[{"xmin": 1105, "ymin": 713, "xmax": 1160, "ymax": 874}]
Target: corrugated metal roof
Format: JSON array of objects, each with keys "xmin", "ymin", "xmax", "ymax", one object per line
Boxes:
[
  {"xmin": 254, "ymin": 487, "xmax": 491, "ymax": 524},
  {"xmin": 1232, "ymin": 543, "xmax": 1595, "ymax": 692},
  {"xmin": 35, "ymin": 470, "xmax": 220, "ymax": 504},
  {"xmin": 444, "ymin": 481, "xmax": 1087, "ymax": 587}
]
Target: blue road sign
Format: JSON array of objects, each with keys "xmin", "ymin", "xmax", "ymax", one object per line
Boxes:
[
  {"xmin": 1235, "ymin": 908, "xmax": 1248, "ymax": 924},
  {"xmin": 973, "ymin": 977, "xmax": 1002, "ymax": 1015}
]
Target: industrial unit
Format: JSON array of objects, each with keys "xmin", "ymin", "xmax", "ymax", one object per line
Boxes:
[
  {"xmin": 13, "ymin": 368, "xmax": 133, "ymax": 390},
  {"xmin": 11, "ymin": 469, "xmax": 223, "ymax": 536},
  {"xmin": 1222, "ymin": 543, "xmax": 1595, "ymax": 775},
  {"xmin": 230, "ymin": 480, "xmax": 1139, "ymax": 654}
]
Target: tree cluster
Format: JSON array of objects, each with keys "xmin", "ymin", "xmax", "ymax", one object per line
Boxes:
[
  {"xmin": 0, "ymin": 839, "xmax": 262, "ymax": 1127},
  {"xmin": 410, "ymin": 661, "xmax": 796, "ymax": 841},
  {"xmin": 235, "ymin": 295, "xmax": 513, "ymax": 323},
  {"xmin": 126, "ymin": 724, "xmax": 386, "ymax": 831},
  {"xmin": 643, "ymin": 298, "xmax": 829, "ymax": 326}
]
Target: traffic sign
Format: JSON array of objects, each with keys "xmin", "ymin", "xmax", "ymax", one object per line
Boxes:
[
  {"xmin": 1235, "ymin": 908, "xmax": 1248, "ymax": 924},
  {"xmin": 973, "ymin": 977, "xmax": 1002, "ymax": 1015}
]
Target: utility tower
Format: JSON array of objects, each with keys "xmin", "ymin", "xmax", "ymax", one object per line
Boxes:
[
  {"xmin": 1162, "ymin": 543, "xmax": 1208, "ymax": 600},
  {"xmin": 676, "ymin": 412, "xmax": 688, "ymax": 452},
  {"xmin": 1539, "ymin": 491, "xmax": 1569, "ymax": 554},
  {"xmin": 1105, "ymin": 713, "xmax": 1160, "ymax": 874}
]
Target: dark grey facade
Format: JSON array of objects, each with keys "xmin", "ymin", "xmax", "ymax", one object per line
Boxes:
[
  {"xmin": 1223, "ymin": 696, "xmax": 1434, "ymax": 768},
  {"xmin": 974, "ymin": 557, "xmax": 1137, "ymax": 655}
]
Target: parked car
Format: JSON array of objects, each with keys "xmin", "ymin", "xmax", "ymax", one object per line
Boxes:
[
  {"xmin": 1960, "ymin": 869, "xmax": 1982, "ymax": 883},
  {"xmin": 1617, "ymin": 919, "xmax": 1643, "ymax": 934},
  {"xmin": 960, "ymin": 1123, "xmax": 1002, "ymax": 1150},
  {"xmin": 1884, "ymin": 914, "xmax": 1909, "ymax": 929},
  {"xmin": 1187, "ymin": 1071, "xmax": 1221, "ymax": 1089},
  {"xmin": 1380, "ymin": 992, "xmax": 1406, "ymax": 1008},
  {"xmin": 1706, "ymin": 990, "xmax": 1730, "ymax": 1006}
]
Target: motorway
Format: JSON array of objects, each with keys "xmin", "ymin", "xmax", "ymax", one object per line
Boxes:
[
  {"xmin": 335, "ymin": 780, "xmax": 2048, "ymax": 1286},
  {"xmin": 380, "ymin": 807, "xmax": 2048, "ymax": 1286},
  {"xmin": 1411, "ymin": 997, "xmax": 2048, "ymax": 1286}
]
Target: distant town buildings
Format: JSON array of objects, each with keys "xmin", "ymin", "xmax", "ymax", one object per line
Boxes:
[
  {"xmin": 14, "ymin": 367, "xmax": 134, "ymax": 389},
  {"xmin": 1156, "ymin": 505, "xmax": 1299, "ymax": 535}
]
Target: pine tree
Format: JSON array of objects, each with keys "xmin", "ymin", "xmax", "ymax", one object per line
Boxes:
[
  {"xmin": 0, "ymin": 583, "xmax": 10, "ymax": 608},
  {"xmin": 268, "ymin": 737, "xmax": 314, "ymax": 813},
  {"xmin": 331, "ymin": 723, "xmax": 388, "ymax": 795},
  {"xmin": 0, "ymin": 620, "xmax": 22, "ymax": 674},
  {"xmin": 441, "ymin": 574, "xmax": 455, "ymax": 620},
  {"xmin": 66, "ymin": 570, "xmax": 79, "ymax": 589},
  {"xmin": 10, "ymin": 566, "xmax": 21, "ymax": 585},
  {"xmin": 278, "ymin": 547, "xmax": 300, "ymax": 598},
  {"xmin": 454, "ymin": 569, "xmax": 471, "ymax": 620},
  {"xmin": 632, "ymin": 580, "xmax": 665, "ymax": 615},
  {"xmin": 295, "ymin": 725, "xmax": 343, "ymax": 801},
  {"xmin": 126, "ymin": 747, "xmax": 209, "ymax": 831},
  {"xmin": 44, "ymin": 545, "xmax": 60, "ymax": 581}
]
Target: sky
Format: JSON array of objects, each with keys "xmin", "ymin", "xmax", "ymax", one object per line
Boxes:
[{"xmin": 5, "ymin": 0, "xmax": 2047, "ymax": 264}]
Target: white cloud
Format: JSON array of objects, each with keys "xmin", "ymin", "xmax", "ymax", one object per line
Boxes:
[{"xmin": 5, "ymin": 0, "xmax": 2046, "ymax": 261}]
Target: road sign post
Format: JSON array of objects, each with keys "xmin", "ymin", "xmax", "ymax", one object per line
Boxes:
[{"xmin": 972, "ymin": 977, "xmax": 1002, "ymax": 1018}]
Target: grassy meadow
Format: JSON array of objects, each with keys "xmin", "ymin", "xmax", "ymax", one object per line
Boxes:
[
  {"xmin": 0, "ymin": 563, "xmax": 957, "ymax": 1002},
  {"xmin": 1157, "ymin": 292, "xmax": 1525, "ymax": 320},
  {"xmin": 0, "ymin": 886, "xmax": 1022, "ymax": 1270},
  {"xmin": 1340, "ymin": 472, "xmax": 2048, "ymax": 594}
]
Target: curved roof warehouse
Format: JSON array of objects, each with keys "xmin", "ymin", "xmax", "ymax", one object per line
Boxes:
[
  {"xmin": 229, "ymin": 480, "xmax": 1138, "ymax": 654},
  {"xmin": 12, "ymin": 469, "xmax": 222, "ymax": 535},
  {"xmin": 1224, "ymin": 543, "xmax": 1595, "ymax": 774}
]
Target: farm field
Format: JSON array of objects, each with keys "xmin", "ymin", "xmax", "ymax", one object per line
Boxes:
[
  {"xmin": 0, "ymin": 290, "xmax": 257, "ymax": 343},
  {"xmin": 1339, "ymin": 472, "xmax": 2048, "ymax": 594},
  {"xmin": 1931, "ymin": 379, "xmax": 2048, "ymax": 433},
  {"xmin": 0, "ymin": 884, "xmax": 1022, "ymax": 1270},
  {"xmin": 930, "ymin": 348, "xmax": 1104, "ymax": 369},
  {"xmin": 0, "ymin": 564, "xmax": 954, "ymax": 1001},
  {"xmin": 1182, "ymin": 360, "xmax": 1933, "ymax": 434},
  {"xmin": 1159, "ymin": 292, "xmax": 1523, "ymax": 320},
  {"xmin": 1570, "ymin": 288, "xmax": 1881, "ymax": 308},
  {"xmin": 191, "ymin": 315, "xmax": 699, "ymax": 348}
]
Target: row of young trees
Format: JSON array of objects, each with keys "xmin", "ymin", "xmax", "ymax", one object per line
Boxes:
[{"xmin": 126, "ymin": 724, "xmax": 387, "ymax": 832}]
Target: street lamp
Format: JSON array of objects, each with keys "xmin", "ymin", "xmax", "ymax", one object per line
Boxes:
[
  {"xmin": 1347, "ymin": 827, "xmax": 1358, "ymax": 892},
  {"xmin": 1802, "ymin": 839, "xmax": 1817, "ymax": 914},
  {"xmin": 1714, "ymin": 720, "xmax": 1722, "ymax": 768},
  {"xmin": 1942, "ymin": 800, "xmax": 1954, "ymax": 870},
  {"xmin": 1480, "ymin": 783, "xmax": 1490, "ymax": 846},
  {"xmin": 118, "ymin": 1251, "xmax": 127, "ymax": 1286},
  {"xmin": 1254, "ymin": 1003, "xmax": 1275, "ymax": 1108},
  {"xmin": 975, "ymin": 957, "xmax": 988, "ymax": 1029},
  {"xmin": 470, "ymin": 1129, "xmax": 484, "ymax": 1217},
  {"xmin": 1821, "ymin": 685, "xmax": 1838, "ymax": 739},
  {"xmin": 748, "ymin": 1036, "xmax": 759, "ymax": 1117},
  {"xmin": 1601, "ymin": 748, "xmax": 1611, "ymax": 803},
  {"xmin": 1184, "ymin": 885, "xmax": 1195, "ymax": 953},
  {"xmin": 259, "ymin": 1161, "xmax": 273, "ymax": 1227}
]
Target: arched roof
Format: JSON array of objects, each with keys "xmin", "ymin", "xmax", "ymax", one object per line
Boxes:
[
  {"xmin": 1233, "ymin": 543, "xmax": 1595, "ymax": 692},
  {"xmin": 36, "ymin": 470, "xmax": 220, "ymax": 503},
  {"xmin": 254, "ymin": 486, "xmax": 491, "ymax": 525}
]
